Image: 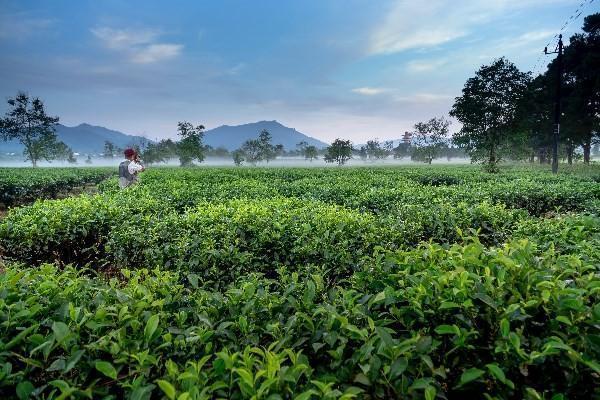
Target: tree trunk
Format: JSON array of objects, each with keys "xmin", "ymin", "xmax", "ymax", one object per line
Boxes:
[
  {"xmin": 529, "ymin": 151, "xmax": 535, "ymax": 164},
  {"xmin": 489, "ymin": 143, "xmax": 496, "ymax": 166},
  {"xmin": 539, "ymin": 148, "xmax": 546, "ymax": 164},
  {"xmin": 567, "ymin": 143, "xmax": 573, "ymax": 165},
  {"xmin": 583, "ymin": 136, "xmax": 591, "ymax": 165}
]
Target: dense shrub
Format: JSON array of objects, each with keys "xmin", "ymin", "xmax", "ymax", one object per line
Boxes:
[
  {"xmin": 1, "ymin": 233, "xmax": 599, "ymax": 399},
  {"xmin": 0, "ymin": 167, "xmax": 113, "ymax": 207},
  {"xmin": 107, "ymin": 199, "xmax": 386, "ymax": 283}
]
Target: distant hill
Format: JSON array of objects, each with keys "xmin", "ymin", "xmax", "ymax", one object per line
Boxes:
[
  {"xmin": 0, "ymin": 120, "xmax": 328, "ymax": 155},
  {"xmin": 1, "ymin": 123, "xmax": 151, "ymax": 154},
  {"xmin": 203, "ymin": 120, "xmax": 328, "ymax": 151}
]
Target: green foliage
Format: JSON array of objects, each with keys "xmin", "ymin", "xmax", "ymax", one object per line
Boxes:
[
  {"xmin": 410, "ymin": 116, "xmax": 450, "ymax": 164},
  {"xmin": 176, "ymin": 122, "xmax": 206, "ymax": 166},
  {"xmin": 238, "ymin": 129, "xmax": 282, "ymax": 165},
  {"xmin": 324, "ymin": 139, "xmax": 353, "ymax": 165},
  {"xmin": 450, "ymin": 58, "xmax": 531, "ymax": 170},
  {"xmin": 0, "ymin": 167, "xmax": 113, "ymax": 207},
  {"xmin": 1, "ymin": 229, "xmax": 599, "ymax": 398},
  {"xmin": 1, "ymin": 165, "xmax": 600, "ymax": 398},
  {"xmin": 0, "ymin": 92, "xmax": 72, "ymax": 167}
]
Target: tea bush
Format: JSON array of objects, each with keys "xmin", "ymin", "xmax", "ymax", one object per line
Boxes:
[
  {"xmin": 0, "ymin": 168, "xmax": 113, "ymax": 207},
  {"xmin": 0, "ymin": 165, "xmax": 599, "ymax": 399},
  {"xmin": 1, "ymin": 233, "xmax": 599, "ymax": 399}
]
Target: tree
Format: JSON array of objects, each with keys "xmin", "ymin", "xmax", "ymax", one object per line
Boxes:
[
  {"xmin": 324, "ymin": 139, "xmax": 352, "ymax": 165},
  {"xmin": 297, "ymin": 141, "xmax": 318, "ymax": 161},
  {"xmin": 383, "ymin": 140, "xmax": 394, "ymax": 157},
  {"xmin": 358, "ymin": 146, "xmax": 368, "ymax": 161},
  {"xmin": 210, "ymin": 146, "xmax": 230, "ymax": 158},
  {"xmin": 274, "ymin": 144, "xmax": 285, "ymax": 158},
  {"xmin": 54, "ymin": 141, "xmax": 77, "ymax": 164},
  {"xmin": 85, "ymin": 154, "xmax": 92, "ymax": 164},
  {"xmin": 561, "ymin": 13, "xmax": 600, "ymax": 164},
  {"xmin": 515, "ymin": 74, "xmax": 553, "ymax": 163},
  {"xmin": 450, "ymin": 58, "xmax": 531, "ymax": 172},
  {"xmin": 365, "ymin": 139, "xmax": 392, "ymax": 160},
  {"xmin": 241, "ymin": 139, "xmax": 262, "ymax": 165},
  {"xmin": 0, "ymin": 92, "xmax": 72, "ymax": 167},
  {"xmin": 393, "ymin": 142, "xmax": 410, "ymax": 159},
  {"xmin": 103, "ymin": 141, "xmax": 118, "ymax": 159},
  {"xmin": 232, "ymin": 149, "xmax": 245, "ymax": 166},
  {"xmin": 258, "ymin": 129, "xmax": 278, "ymax": 163},
  {"xmin": 176, "ymin": 122, "xmax": 206, "ymax": 166},
  {"xmin": 410, "ymin": 116, "xmax": 451, "ymax": 164},
  {"xmin": 142, "ymin": 139, "xmax": 177, "ymax": 164},
  {"xmin": 304, "ymin": 145, "xmax": 318, "ymax": 161}
]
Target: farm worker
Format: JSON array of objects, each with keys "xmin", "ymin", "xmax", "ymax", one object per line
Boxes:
[{"xmin": 119, "ymin": 148, "xmax": 145, "ymax": 189}]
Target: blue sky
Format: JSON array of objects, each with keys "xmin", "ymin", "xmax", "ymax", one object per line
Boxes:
[{"xmin": 0, "ymin": 0, "xmax": 597, "ymax": 143}]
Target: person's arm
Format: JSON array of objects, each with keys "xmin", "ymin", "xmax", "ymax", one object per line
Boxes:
[{"xmin": 128, "ymin": 161, "xmax": 144, "ymax": 175}]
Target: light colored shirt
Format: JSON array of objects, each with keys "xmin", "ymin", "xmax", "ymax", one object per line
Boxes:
[
  {"xmin": 128, "ymin": 161, "xmax": 144, "ymax": 175},
  {"xmin": 118, "ymin": 160, "xmax": 144, "ymax": 189}
]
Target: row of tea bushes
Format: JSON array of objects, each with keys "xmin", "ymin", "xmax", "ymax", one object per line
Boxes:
[
  {"xmin": 1, "ymin": 193, "xmax": 527, "ymax": 275},
  {"xmin": 0, "ymin": 167, "xmax": 113, "ymax": 207},
  {"xmin": 1, "ymin": 230, "xmax": 599, "ymax": 399},
  {"xmin": 99, "ymin": 167, "xmax": 600, "ymax": 217}
]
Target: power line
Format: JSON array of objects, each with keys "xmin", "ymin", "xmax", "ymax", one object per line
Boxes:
[{"xmin": 531, "ymin": 0, "xmax": 596, "ymax": 75}]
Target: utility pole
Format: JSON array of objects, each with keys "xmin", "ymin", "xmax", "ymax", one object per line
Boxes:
[{"xmin": 544, "ymin": 34, "xmax": 563, "ymax": 174}]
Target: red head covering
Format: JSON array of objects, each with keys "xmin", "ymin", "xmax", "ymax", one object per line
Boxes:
[{"xmin": 124, "ymin": 148, "xmax": 136, "ymax": 158}]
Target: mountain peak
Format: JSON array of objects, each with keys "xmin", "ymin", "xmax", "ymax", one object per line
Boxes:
[{"xmin": 203, "ymin": 120, "xmax": 327, "ymax": 151}]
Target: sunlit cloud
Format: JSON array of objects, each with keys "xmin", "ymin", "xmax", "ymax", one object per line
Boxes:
[
  {"xmin": 91, "ymin": 26, "xmax": 183, "ymax": 63},
  {"xmin": 369, "ymin": 0, "xmax": 573, "ymax": 55},
  {"xmin": 352, "ymin": 87, "xmax": 388, "ymax": 95}
]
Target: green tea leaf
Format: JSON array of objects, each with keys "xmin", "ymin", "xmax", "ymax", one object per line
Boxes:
[
  {"xmin": 425, "ymin": 385, "xmax": 436, "ymax": 400},
  {"xmin": 500, "ymin": 319, "xmax": 509, "ymax": 337},
  {"xmin": 95, "ymin": 360, "xmax": 117, "ymax": 380},
  {"xmin": 52, "ymin": 321, "xmax": 69, "ymax": 344},
  {"xmin": 157, "ymin": 380, "xmax": 176, "ymax": 400},
  {"xmin": 458, "ymin": 368, "xmax": 485, "ymax": 386},
  {"xmin": 434, "ymin": 324, "xmax": 458, "ymax": 335},
  {"xmin": 144, "ymin": 314, "xmax": 160, "ymax": 342},
  {"xmin": 16, "ymin": 381, "xmax": 35, "ymax": 400}
]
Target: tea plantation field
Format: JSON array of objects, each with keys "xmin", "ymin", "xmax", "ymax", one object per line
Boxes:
[{"xmin": 0, "ymin": 165, "xmax": 599, "ymax": 399}]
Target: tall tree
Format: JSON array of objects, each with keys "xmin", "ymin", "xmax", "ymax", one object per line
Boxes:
[
  {"xmin": 410, "ymin": 116, "xmax": 450, "ymax": 164},
  {"xmin": 258, "ymin": 129, "xmax": 277, "ymax": 163},
  {"xmin": 450, "ymin": 58, "xmax": 531, "ymax": 172},
  {"xmin": 516, "ymin": 74, "xmax": 553, "ymax": 163},
  {"xmin": 358, "ymin": 146, "xmax": 368, "ymax": 161},
  {"xmin": 324, "ymin": 139, "xmax": 352, "ymax": 165},
  {"xmin": 0, "ymin": 92, "xmax": 72, "ymax": 167},
  {"xmin": 176, "ymin": 122, "xmax": 206, "ymax": 166},
  {"xmin": 366, "ymin": 140, "xmax": 381, "ymax": 160},
  {"xmin": 103, "ymin": 141, "xmax": 118, "ymax": 159},
  {"xmin": 240, "ymin": 139, "xmax": 262, "ymax": 165},
  {"xmin": 393, "ymin": 142, "xmax": 410, "ymax": 159},
  {"xmin": 232, "ymin": 149, "xmax": 245, "ymax": 166},
  {"xmin": 303, "ymin": 145, "xmax": 318, "ymax": 161},
  {"xmin": 561, "ymin": 13, "xmax": 600, "ymax": 164},
  {"xmin": 142, "ymin": 139, "xmax": 177, "ymax": 165}
]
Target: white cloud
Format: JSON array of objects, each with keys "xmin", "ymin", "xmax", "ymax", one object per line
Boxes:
[
  {"xmin": 90, "ymin": 27, "xmax": 158, "ymax": 49},
  {"xmin": 91, "ymin": 26, "xmax": 183, "ymax": 63},
  {"xmin": 352, "ymin": 87, "xmax": 388, "ymax": 95},
  {"xmin": 131, "ymin": 44, "xmax": 183, "ymax": 64},
  {"xmin": 406, "ymin": 58, "xmax": 449, "ymax": 72},
  {"xmin": 369, "ymin": 0, "xmax": 572, "ymax": 55},
  {"xmin": 395, "ymin": 93, "xmax": 454, "ymax": 103}
]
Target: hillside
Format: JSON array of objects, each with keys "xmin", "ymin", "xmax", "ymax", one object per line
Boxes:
[
  {"xmin": 203, "ymin": 120, "xmax": 328, "ymax": 151},
  {"xmin": 1, "ymin": 123, "xmax": 151, "ymax": 154}
]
